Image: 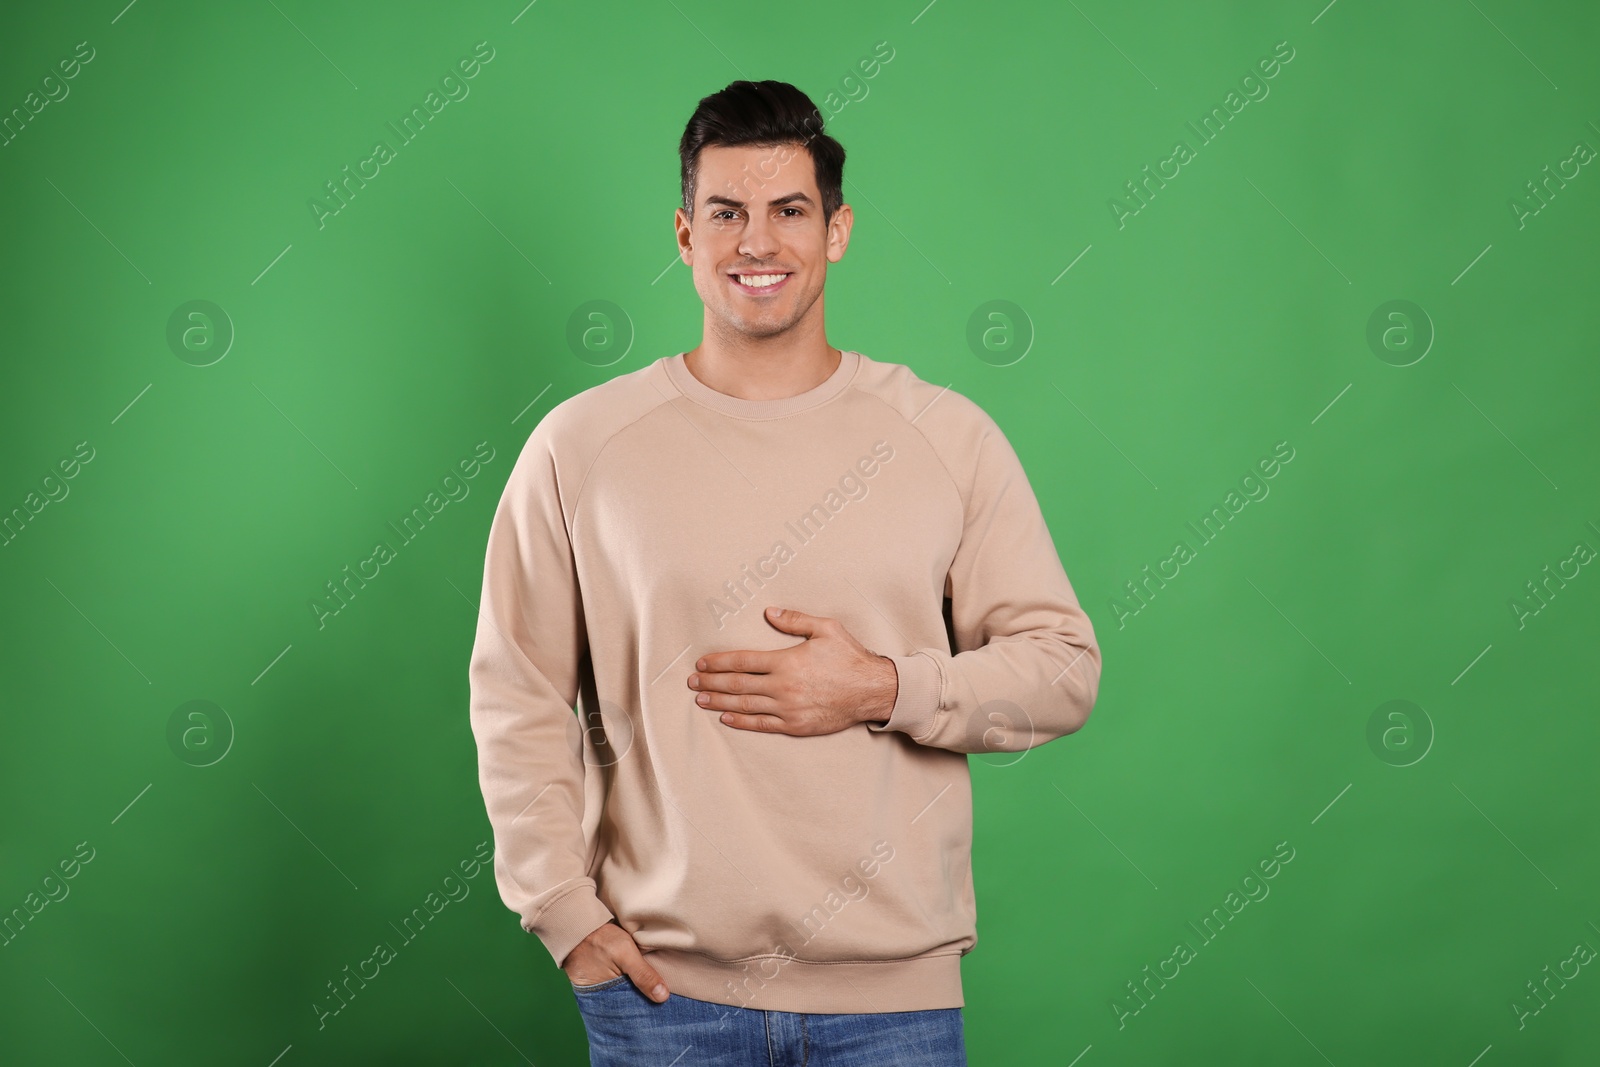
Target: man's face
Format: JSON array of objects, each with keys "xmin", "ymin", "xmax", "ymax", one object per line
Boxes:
[{"xmin": 675, "ymin": 143, "xmax": 852, "ymax": 341}]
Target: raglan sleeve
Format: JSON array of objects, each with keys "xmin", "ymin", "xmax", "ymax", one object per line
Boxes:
[
  {"xmin": 467, "ymin": 416, "xmax": 615, "ymax": 968},
  {"xmin": 866, "ymin": 399, "xmax": 1103, "ymax": 754}
]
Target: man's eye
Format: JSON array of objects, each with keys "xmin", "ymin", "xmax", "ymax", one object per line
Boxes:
[{"xmin": 710, "ymin": 208, "xmax": 802, "ymax": 220}]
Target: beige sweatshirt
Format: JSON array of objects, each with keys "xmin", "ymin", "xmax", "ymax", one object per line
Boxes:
[{"xmin": 467, "ymin": 348, "xmax": 1102, "ymax": 1014}]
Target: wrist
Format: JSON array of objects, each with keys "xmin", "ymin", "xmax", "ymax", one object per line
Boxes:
[{"xmin": 862, "ymin": 653, "xmax": 897, "ymax": 725}]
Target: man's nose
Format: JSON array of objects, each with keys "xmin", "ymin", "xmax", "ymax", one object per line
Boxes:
[{"xmin": 738, "ymin": 216, "xmax": 780, "ymax": 260}]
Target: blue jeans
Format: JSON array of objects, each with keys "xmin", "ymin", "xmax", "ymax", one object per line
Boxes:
[{"xmin": 571, "ymin": 975, "xmax": 968, "ymax": 1066}]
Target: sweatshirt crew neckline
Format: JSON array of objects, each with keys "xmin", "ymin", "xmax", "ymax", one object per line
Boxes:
[{"xmin": 663, "ymin": 348, "xmax": 860, "ymax": 419}]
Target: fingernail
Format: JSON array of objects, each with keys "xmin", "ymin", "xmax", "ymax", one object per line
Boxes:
[{"xmin": 652, "ymin": 984, "xmax": 667, "ymax": 1000}]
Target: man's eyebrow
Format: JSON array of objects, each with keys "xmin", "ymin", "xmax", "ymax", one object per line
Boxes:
[{"xmin": 703, "ymin": 191, "xmax": 816, "ymax": 210}]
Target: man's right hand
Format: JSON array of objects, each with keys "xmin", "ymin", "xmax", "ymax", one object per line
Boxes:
[{"xmin": 562, "ymin": 921, "xmax": 670, "ymax": 1003}]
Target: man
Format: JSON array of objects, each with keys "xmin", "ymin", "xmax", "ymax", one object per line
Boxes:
[{"xmin": 468, "ymin": 79, "xmax": 1103, "ymax": 1065}]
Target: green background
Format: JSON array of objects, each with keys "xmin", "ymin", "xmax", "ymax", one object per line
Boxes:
[{"xmin": 3, "ymin": 0, "xmax": 1597, "ymax": 1063}]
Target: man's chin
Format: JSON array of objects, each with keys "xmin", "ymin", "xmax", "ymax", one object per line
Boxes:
[{"xmin": 719, "ymin": 313, "xmax": 795, "ymax": 340}]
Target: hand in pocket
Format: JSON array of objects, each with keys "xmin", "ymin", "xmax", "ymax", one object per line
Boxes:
[{"xmin": 562, "ymin": 920, "xmax": 670, "ymax": 1002}]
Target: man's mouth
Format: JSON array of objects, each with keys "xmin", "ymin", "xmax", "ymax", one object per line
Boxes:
[{"xmin": 728, "ymin": 272, "xmax": 792, "ymax": 295}]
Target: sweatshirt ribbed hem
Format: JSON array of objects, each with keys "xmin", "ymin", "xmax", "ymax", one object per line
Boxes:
[{"xmin": 642, "ymin": 947, "xmax": 965, "ymax": 1014}]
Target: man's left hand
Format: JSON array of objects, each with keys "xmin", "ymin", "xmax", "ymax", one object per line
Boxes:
[{"xmin": 688, "ymin": 607, "xmax": 898, "ymax": 735}]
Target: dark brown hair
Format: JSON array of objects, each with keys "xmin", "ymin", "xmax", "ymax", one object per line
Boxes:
[{"xmin": 679, "ymin": 80, "xmax": 846, "ymax": 227}]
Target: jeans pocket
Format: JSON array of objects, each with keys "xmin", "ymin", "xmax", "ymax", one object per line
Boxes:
[{"xmin": 570, "ymin": 974, "xmax": 631, "ymax": 994}]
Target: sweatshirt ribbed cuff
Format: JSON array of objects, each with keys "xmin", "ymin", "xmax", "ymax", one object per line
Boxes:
[
  {"xmin": 869, "ymin": 651, "xmax": 942, "ymax": 742},
  {"xmin": 526, "ymin": 884, "xmax": 616, "ymax": 969}
]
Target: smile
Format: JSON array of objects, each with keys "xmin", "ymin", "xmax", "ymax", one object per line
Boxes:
[{"xmin": 729, "ymin": 272, "xmax": 792, "ymax": 295}]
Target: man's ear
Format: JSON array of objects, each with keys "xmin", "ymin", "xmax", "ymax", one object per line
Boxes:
[
  {"xmin": 825, "ymin": 203, "xmax": 853, "ymax": 263},
  {"xmin": 675, "ymin": 208, "xmax": 694, "ymax": 264}
]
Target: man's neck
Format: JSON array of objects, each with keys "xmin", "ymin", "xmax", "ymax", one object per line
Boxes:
[{"xmin": 682, "ymin": 338, "xmax": 842, "ymax": 403}]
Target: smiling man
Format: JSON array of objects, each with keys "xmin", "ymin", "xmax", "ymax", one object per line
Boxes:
[{"xmin": 468, "ymin": 79, "xmax": 1103, "ymax": 1066}]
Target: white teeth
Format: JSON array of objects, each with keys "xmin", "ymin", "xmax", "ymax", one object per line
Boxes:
[{"xmin": 735, "ymin": 273, "xmax": 786, "ymax": 288}]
